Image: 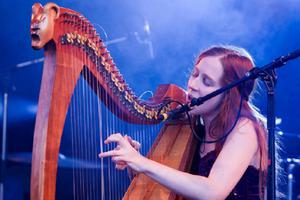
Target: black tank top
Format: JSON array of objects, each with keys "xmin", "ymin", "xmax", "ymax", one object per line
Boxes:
[{"xmin": 197, "ymin": 150, "xmax": 260, "ymax": 199}]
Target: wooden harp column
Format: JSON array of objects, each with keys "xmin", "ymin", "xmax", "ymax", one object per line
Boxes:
[{"xmin": 30, "ymin": 2, "xmax": 197, "ymax": 200}]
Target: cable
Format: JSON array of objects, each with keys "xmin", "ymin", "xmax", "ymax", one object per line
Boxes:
[
  {"xmin": 157, "ymin": 99, "xmax": 185, "ymax": 118},
  {"xmin": 158, "ymin": 93, "xmax": 243, "ymax": 144},
  {"xmin": 187, "ymin": 94, "xmax": 243, "ymax": 144}
]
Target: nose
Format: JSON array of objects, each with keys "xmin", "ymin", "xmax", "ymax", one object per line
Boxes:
[
  {"xmin": 187, "ymin": 77, "xmax": 198, "ymax": 93},
  {"xmin": 31, "ymin": 23, "xmax": 40, "ymax": 32}
]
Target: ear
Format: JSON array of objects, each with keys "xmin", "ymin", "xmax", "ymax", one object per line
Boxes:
[
  {"xmin": 44, "ymin": 2, "xmax": 60, "ymax": 20},
  {"xmin": 31, "ymin": 3, "xmax": 43, "ymax": 21},
  {"xmin": 32, "ymin": 3, "xmax": 43, "ymax": 15}
]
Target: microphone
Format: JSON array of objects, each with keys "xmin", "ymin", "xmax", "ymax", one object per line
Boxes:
[
  {"xmin": 158, "ymin": 104, "xmax": 191, "ymax": 121},
  {"xmin": 261, "ymin": 49, "xmax": 300, "ymax": 70},
  {"xmin": 279, "ymin": 49, "xmax": 300, "ymax": 63}
]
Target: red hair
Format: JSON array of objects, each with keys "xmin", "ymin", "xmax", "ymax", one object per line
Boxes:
[{"xmin": 195, "ymin": 46, "xmax": 268, "ymax": 199}]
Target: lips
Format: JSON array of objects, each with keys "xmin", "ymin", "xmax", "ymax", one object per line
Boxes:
[
  {"xmin": 187, "ymin": 94, "xmax": 195, "ymax": 102},
  {"xmin": 30, "ymin": 22, "xmax": 40, "ymax": 43},
  {"xmin": 31, "ymin": 31, "xmax": 41, "ymax": 50},
  {"xmin": 31, "ymin": 33, "xmax": 40, "ymax": 42}
]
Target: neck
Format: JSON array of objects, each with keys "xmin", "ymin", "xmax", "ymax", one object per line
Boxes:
[{"xmin": 201, "ymin": 111, "xmax": 218, "ymax": 135}]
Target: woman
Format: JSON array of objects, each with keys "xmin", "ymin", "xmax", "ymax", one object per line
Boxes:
[{"xmin": 99, "ymin": 45, "xmax": 268, "ymax": 199}]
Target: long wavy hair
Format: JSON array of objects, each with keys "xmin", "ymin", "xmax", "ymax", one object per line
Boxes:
[{"xmin": 194, "ymin": 45, "xmax": 268, "ymax": 199}]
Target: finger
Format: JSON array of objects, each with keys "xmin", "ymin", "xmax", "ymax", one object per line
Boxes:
[
  {"xmin": 125, "ymin": 135, "xmax": 133, "ymax": 143},
  {"xmin": 112, "ymin": 156, "xmax": 122, "ymax": 163},
  {"xmin": 104, "ymin": 133, "xmax": 126, "ymax": 146},
  {"xmin": 98, "ymin": 150, "xmax": 118, "ymax": 158},
  {"xmin": 132, "ymin": 141, "xmax": 141, "ymax": 150},
  {"xmin": 124, "ymin": 135, "xmax": 139, "ymax": 149},
  {"xmin": 104, "ymin": 133, "xmax": 122, "ymax": 144},
  {"xmin": 128, "ymin": 138, "xmax": 140, "ymax": 150},
  {"xmin": 116, "ymin": 160, "xmax": 127, "ymax": 165},
  {"xmin": 115, "ymin": 160, "xmax": 127, "ymax": 169},
  {"xmin": 124, "ymin": 135, "xmax": 134, "ymax": 148},
  {"xmin": 116, "ymin": 163, "xmax": 127, "ymax": 170},
  {"xmin": 112, "ymin": 156, "xmax": 126, "ymax": 165}
]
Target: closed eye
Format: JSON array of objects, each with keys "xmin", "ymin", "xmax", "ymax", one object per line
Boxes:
[
  {"xmin": 40, "ymin": 15, "xmax": 46, "ymax": 23},
  {"xmin": 203, "ymin": 75, "xmax": 213, "ymax": 86}
]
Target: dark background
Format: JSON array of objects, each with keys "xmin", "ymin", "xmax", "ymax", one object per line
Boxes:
[{"xmin": 0, "ymin": 0, "xmax": 300, "ymax": 199}]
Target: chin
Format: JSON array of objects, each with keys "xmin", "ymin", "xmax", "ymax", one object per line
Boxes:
[{"xmin": 188, "ymin": 109, "xmax": 202, "ymax": 116}]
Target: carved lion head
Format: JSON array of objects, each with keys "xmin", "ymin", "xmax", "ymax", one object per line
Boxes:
[{"xmin": 30, "ymin": 3, "xmax": 60, "ymax": 49}]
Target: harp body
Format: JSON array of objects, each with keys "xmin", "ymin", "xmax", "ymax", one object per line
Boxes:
[{"xmin": 30, "ymin": 3, "xmax": 197, "ymax": 200}]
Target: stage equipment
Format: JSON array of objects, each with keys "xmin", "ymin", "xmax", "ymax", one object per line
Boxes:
[{"xmin": 0, "ymin": 93, "xmax": 8, "ymax": 200}]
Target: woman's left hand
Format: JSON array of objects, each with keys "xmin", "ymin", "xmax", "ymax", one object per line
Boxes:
[{"xmin": 99, "ymin": 133, "xmax": 145, "ymax": 173}]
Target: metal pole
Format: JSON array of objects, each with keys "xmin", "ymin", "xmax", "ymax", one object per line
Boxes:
[
  {"xmin": 287, "ymin": 163, "xmax": 295, "ymax": 200},
  {"xmin": 0, "ymin": 93, "xmax": 8, "ymax": 200}
]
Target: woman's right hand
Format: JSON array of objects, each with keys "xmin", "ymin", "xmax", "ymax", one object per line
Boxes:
[
  {"xmin": 115, "ymin": 135, "xmax": 141, "ymax": 170},
  {"xmin": 99, "ymin": 133, "xmax": 144, "ymax": 173}
]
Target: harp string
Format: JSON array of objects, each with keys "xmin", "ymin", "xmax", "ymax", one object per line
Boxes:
[
  {"xmin": 91, "ymin": 32, "xmax": 101, "ymax": 200},
  {"xmin": 69, "ymin": 37, "xmax": 76, "ymax": 200},
  {"xmin": 69, "ymin": 41, "xmax": 74, "ymax": 199},
  {"xmin": 94, "ymin": 37, "xmax": 99, "ymax": 200},
  {"xmin": 87, "ymin": 30, "xmax": 93, "ymax": 200},
  {"xmin": 85, "ymin": 45, "xmax": 90, "ymax": 200},
  {"xmin": 92, "ymin": 53, "xmax": 100, "ymax": 200},
  {"xmin": 71, "ymin": 37, "xmax": 80, "ymax": 200},
  {"xmin": 95, "ymin": 55, "xmax": 105, "ymax": 200},
  {"xmin": 79, "ymin": 47, "xmax": 84, "ymax": 200},
  {"xmin": 77, "ymin": 48, "xmax": 83, "ymax": 200},
  {"xmin": 105, "ymin": 65, "xmax": 111, "ymax": 200}
]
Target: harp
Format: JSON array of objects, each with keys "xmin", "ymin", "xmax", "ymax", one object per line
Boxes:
[{"xmin": 30, "ymin": 2, "xmax": 197, "ymax": 200}]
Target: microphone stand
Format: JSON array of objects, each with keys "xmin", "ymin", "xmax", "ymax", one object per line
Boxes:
[{"xmin": 169, "ymin": 49, "xmax": 300, "ymax": 200}]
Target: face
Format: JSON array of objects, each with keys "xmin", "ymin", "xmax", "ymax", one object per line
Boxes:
[
  {"xmin": 187, "ymin": 56, "xmax": 224, "ymax": 119},
  {"xmin": 30, "ymin": 3, "xmax": 59, "ymax": 49}
]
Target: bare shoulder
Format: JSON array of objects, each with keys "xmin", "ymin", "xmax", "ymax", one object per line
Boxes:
[
  {"xmin": 223, "ymin": 117, "xmax": 260, "ymax": 167},
  {"xmin": 207, "ymin": 117, "xmax": 260, "ymax": 198},
  {"xmin": 225, "ymin": 117, "xmax": 258, "ymax": 142}
]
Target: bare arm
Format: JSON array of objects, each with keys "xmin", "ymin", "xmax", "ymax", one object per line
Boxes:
[{"xmin": 99, "ymin": 119, "xmax": 259, "ymax": 200}]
